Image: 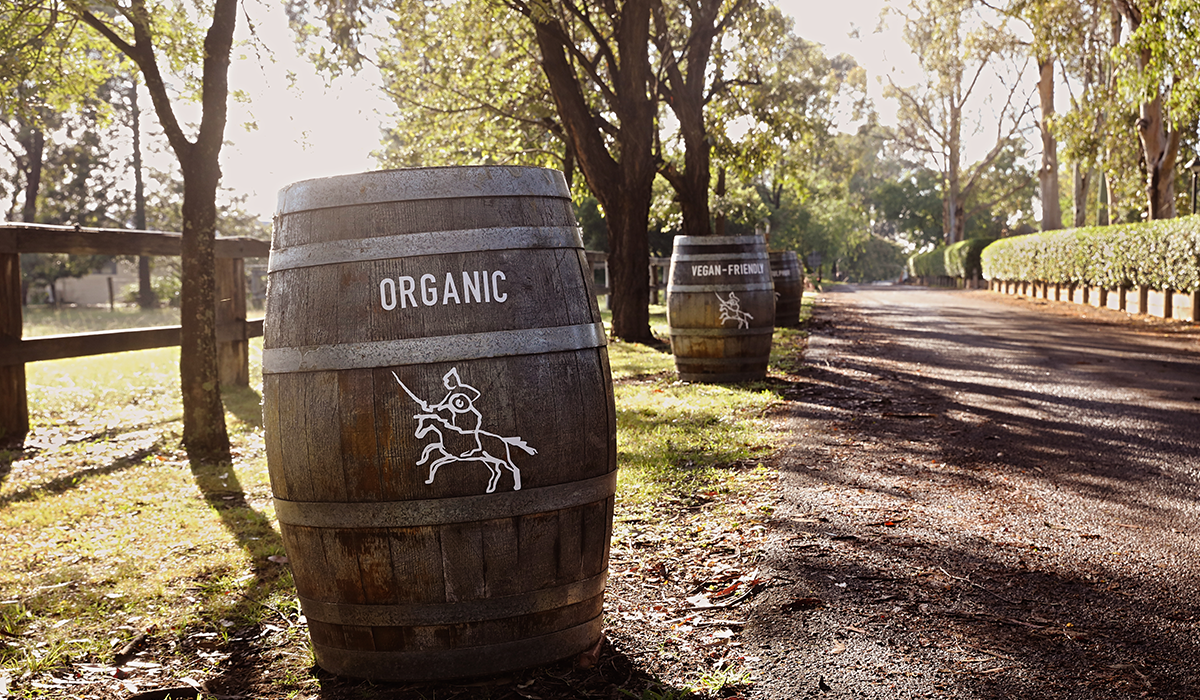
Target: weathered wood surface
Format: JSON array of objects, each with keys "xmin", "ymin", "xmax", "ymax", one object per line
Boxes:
[
  {"xmin": 666, "ymin": 235, "xmax": 775, "ymax": 383},
  {"xmin": 0, "ymin": 223, "xmax": 270, "ymax": 258},
  {"xmin": 0, "ymin": 224, "xmax": 266, "ymax": 446},
  {"xmin": 769, "ymin": 250, "xmax": 804, "ymax": 328},
  {"xmin": 264, "ymin": 166, "xmax": 616, "ymax": 681},
  {"xmin": 1, "ymin": 251, "xmax": 25, "ymax": 446},
  {"xmin": 0, "ymin": 321, "xmax": 264, "ymax": 366}
]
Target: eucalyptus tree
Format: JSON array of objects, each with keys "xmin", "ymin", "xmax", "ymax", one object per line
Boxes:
[
  {"xmin": 370, "ymin": 2, "xmax": 566, "ymax": 176},
  {"xmin": 649, "ymin": 0, "xmax": 748, "ymax": 238},
  {"xmin": 885, "ymin": 0, "xmax": 1033, "ymax": 245},
  {"xmin": 1111, "ymin": 0, "xmax": 1200, "ymax": 219},
  {"xmin": 290, "ymin": 0, "xmax": 660, "ymax": 342},
  {"xmin": 4, "ymin": 0, "xmax": 242, "ymax": 462}
]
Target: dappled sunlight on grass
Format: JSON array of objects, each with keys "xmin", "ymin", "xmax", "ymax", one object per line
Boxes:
[
  {"xmin": 615, "ymin": 376, "xmax": 777, "ymax": 511},
  {"xmin": 22, "ymin": 306, "xmax": 182, "ymax": 337}
]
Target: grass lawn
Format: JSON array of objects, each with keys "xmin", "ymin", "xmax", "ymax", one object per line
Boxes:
[{"xmin": 1, "ymin": 295, "xmax": 812, "ymax": 699}]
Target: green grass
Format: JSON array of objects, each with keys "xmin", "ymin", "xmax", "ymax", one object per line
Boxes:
[
  {"xmin": 1, "ymin": 300, "xmax": 811, "ymax": 697},
  {"xmin": 21, "ymin": 305, "xmax": 183, "ymax": 337}
]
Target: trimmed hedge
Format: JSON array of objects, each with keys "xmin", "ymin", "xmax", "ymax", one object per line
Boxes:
[
  {"xmin": 907, "ymin": 238, "xmax": 996, "ymax": 279},
  {"xmin": 980, "ymin": 216, "xmax": 1200, "ymax": 292}
]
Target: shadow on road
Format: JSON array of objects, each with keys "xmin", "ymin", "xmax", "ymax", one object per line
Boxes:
[{"xmin": 746, "ymin": 285, "xmax": 1200, "ymax": 699}]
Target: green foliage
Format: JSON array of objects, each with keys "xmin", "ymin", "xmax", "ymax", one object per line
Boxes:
[
  {"xmin": 944, "ymin": 237, "xmax": 996, "ymax": 279},
  {"xmin": 907, "ymin": 246, "xmax": 947, "ymax": 278},
  {"xmin": 369, "ymin": 0, "xmax": 563, "ymax": 171},
  {"xmin": 980, "ymin": 216, "xmax": 1200, "ymax": 291},
  {"xmin": 871, "ymin": 166, "xmax": 944, "ymax": 250},
  {"xmin": 907, "ymin": 237, "xmax": 995, "ymax": 279},
  {"xmin": 844, "ymin": 234, "xmax": 907, "ymax": 282}
]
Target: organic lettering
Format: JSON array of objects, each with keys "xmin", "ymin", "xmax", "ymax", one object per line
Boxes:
[{"xmin": 378, "ymin": 269, "xmax": 511, "ymax": 310}]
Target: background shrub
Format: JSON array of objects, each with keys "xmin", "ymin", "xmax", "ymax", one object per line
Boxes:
[{"xmin": 981, "ymin": 217, "xmax": 1200, "ymax": 292}]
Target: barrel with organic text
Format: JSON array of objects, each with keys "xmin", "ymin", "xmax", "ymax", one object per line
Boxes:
[
  {"xmin": 769, "ymin": 250, "xmax": 804, "ymax": 327},
  {"xmin": 263, "ymin": 166, "xmax": 616, "ymax": 681},
  {"xmin": 666, "ymin": 235, "xmax": 775, "ymax": 383}
]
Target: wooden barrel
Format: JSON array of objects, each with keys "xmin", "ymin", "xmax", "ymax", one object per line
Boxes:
[
  {"xmin": 666, "ymin": 235, "xmax": 775, "ymax": 383},
  {"xmin": 263, "ymin": 166, "xmax": 616, "ymax": 681},
  {"xmin": 769, "ymin": 250, "xmax": 804, "ymax": 327}
]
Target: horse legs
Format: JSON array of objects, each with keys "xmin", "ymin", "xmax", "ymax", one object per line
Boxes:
[
  {"xmin": 416, "ymin": 442, "xmax": 441, "ymax": 466},
  {"xmin": 426, "ymin": 454, "xmax": 455, "ymax": 485},
  {"xmin": 483, "ymin": 459, "xmax": 503, "ymax": 493}
]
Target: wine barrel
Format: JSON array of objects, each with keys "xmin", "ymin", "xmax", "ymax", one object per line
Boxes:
[
  {"xmin": 769, "ymin": 250, "xmax": 804, "ymax": 327},
  {"xmin": 263, "ymin": 166, "xmax": 616, "ymax": 681},
  {"xmin": 666, "ymin": 235, "xmax": 775, "ymax": 383}
]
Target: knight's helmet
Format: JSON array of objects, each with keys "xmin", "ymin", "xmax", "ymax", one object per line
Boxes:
[{"xmin": 435, "ymin": 367, "xmax": 482, "ymax": 415}]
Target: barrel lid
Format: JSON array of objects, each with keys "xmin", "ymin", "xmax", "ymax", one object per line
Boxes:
[
  {"xmin": 672, "ymin": 235, "xmax": 768, "ymax": 247},
  {"xmin": 277, "ymin": 166, "xmax": 571, "ymax": 216}
]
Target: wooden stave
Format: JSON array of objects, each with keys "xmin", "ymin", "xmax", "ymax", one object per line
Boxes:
[{"xmin": 769, "ymin": 250, "xmax": 804, "ymax": 328}]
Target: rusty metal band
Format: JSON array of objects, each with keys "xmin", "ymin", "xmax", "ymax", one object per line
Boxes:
[
  {"xmin": 299, "ymin": 573, "xmax": 607, "ymax": 628},
  {"xmin": 672, "ymin": 235, "xmax": 767, "ymax": 246},
  {"xmin": 277, "ymin": 166, "xmax": 571, "ymax": 215},
  {"xmin": 261, "ymin": 322, "xmax": 607, "ymax": 375},
  {"xmin": 311, "ymin": 618, "xmax": 602, "ymax": 681},
  {"xmin": 267, "ymin": 225, "xmax": 584, "ymax": 273},
  {"xmin": 669, "ymin": 252, "xmax": 770, "ymax": 262},
  {"xmin": 666, "ymin": 282, "xmax": 776, "ymax": 292},
  {"xmin": 675, "ymin": 356, "xmax": 771, "ymax": 367},
  {"xmin": 274, "ymin": 471, "xmax": 617, "ymax": 529}
]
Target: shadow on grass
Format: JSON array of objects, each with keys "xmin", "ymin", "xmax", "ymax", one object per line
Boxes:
[
  {"xmin": 0, "ymin": 444, "xmax": 159, "ymax": 506},
  {"xmin": 222, "ymin": 385, "xmax": 264, "ymax": 429}
]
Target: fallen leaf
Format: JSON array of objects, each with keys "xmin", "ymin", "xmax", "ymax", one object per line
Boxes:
[{"xmin": 267, "ymin": 555, "xmax": 289, "ymax": 564}]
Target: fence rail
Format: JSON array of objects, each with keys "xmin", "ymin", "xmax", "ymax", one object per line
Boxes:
[
  {"xmin": 585, "ymin": 251, "xmax": 670, "ymax": 303},
  {"xmin": 1, "ymin": 222, "xmax": 270, "ymax": 446}
]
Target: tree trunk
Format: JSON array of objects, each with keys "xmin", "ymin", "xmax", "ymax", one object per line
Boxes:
[
  {"xmin": 1114, "ymin": 0, "xmax": 1179, "ymax": 220},
  {"xmin": 1073, "ymin": 164, "xmax": 1091, "ymax": 227},
  {"xmin": 179, "ymin": 160, "xmax": 228, "ymax": 463},
  {"xmin": 1038, "ymin": 56, "xmax": 1062, "ymax": 231},
  {"xmin": 1138, "ymin": 92, "xmax": 1179, "ymax": 219},
  {"xmin": 651, "ymin": 0, "xmax": 726, "ymax": 239},
  {"xmin": 19, "ymin": 127, "xmax": 44, "ymax": 224},
  {"xmin": 177, "ymin": 0, "xmax": 236, "ymax": 463},
  {"xmin": 527, "ymin": 3, "xmax": 656, "ymax": 343},
  {"xmin": 130, "ymin": 77, "xmax": 155, "ymax": 309}
]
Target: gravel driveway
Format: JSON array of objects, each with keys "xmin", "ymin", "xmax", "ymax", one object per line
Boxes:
[{"xmin": 739, "ymin": 284, "xmax": 1200, "ymax": 699}]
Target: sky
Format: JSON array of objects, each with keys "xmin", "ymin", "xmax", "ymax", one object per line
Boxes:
[{"xmin": 218, "ymin": 1, "xmax": 917, "ymax": 221}]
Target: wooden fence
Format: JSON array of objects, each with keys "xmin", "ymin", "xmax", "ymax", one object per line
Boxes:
[
  {"xmin": 585, "ymin": 251, "xmax": 671, "ymax": 304},
  {"xmin": 1, "ymin": 223, "xmax": 270, "ymax": 447}
]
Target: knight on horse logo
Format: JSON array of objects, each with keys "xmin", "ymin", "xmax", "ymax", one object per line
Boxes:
[
  {"xmin": 716, "ymin": 291, "xmax": 753, "ymax": 329},
  {"xmin": 393, "ymin": 368, "xmax": 536, "ymax": 493}
]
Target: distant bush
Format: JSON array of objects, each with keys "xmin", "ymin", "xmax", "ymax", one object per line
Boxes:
[
  {"xmin": 981, "ymin": 217, "xmax": 1200, "ymax": 292},
  {"xmin": 907, "ymin": 246, "xmax": 946, "ymax": 278},
  {"xmin": 907, "ymin": 238, "xmax": 995, "ymax": 279}
]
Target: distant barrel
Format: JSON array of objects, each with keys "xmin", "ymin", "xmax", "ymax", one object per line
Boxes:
[
  {"xmin": 770, "ymin": 250, "xmax": 804, "ymax": 327},
  {"xmin": 263, "ymin": 166, "xmax": 616, "ymax": 681},
  {"xmin": 666, "ymin": 235, "xmax": 775, "ymax": 383}
]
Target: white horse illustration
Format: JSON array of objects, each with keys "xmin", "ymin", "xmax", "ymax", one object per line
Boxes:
[
  {"xmin": 394, "ymin": 368, "xmax": 536, "ymax": 493},
  {"xmin": 716, "ymin": 291, "xmax": 754, "ymax": 329}
]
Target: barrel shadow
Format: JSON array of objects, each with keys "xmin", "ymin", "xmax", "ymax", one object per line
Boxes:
[{"xmin": 305, "ymin": 637, "xmax": 695, "ymax": 699}]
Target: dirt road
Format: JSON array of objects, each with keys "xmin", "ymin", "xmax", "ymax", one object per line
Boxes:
[{"xmin": 740, "ymin": 284, "xmax": 1200, "ymax": 699}]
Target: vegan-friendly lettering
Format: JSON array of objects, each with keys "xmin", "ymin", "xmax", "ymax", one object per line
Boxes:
[{"xmin": 690, "ymin": 263, "xmax": 765, "ymax": 277}]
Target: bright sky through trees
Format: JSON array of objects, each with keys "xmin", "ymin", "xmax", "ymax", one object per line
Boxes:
[{"xmin": 215, "ymin": 1, "xmax": 911, "ymax": 221}]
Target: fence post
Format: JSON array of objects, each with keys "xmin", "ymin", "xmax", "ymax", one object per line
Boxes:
[
  {"xmin": 0, "ymin": 252, "xmax": 28, "ymax": 447},
  {"xmin": 215, "ymin": 257, "xmax": 249, "ymax": 387}
]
